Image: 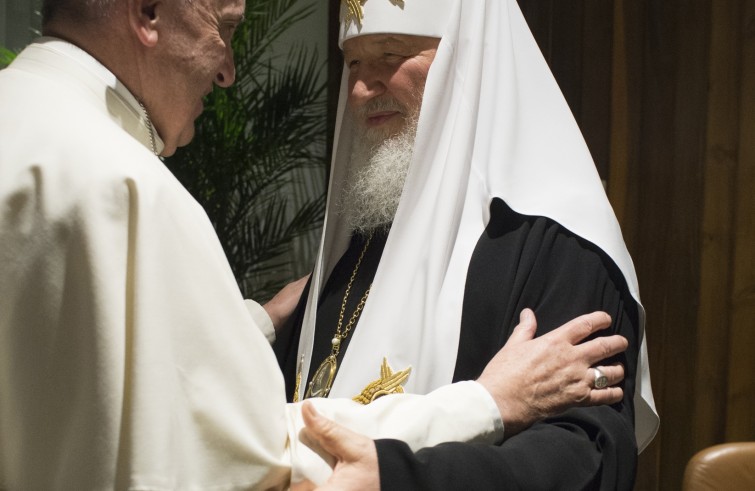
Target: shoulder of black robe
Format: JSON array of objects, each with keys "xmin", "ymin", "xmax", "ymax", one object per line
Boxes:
[{"xmin": 376, "ymin": 198, "xmax": 639, "ymax": 490}]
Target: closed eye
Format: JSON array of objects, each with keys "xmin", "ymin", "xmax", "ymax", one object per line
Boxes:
[{"xmin": 383, "ymin": 52, "xmax": 408, "ymax": 64}]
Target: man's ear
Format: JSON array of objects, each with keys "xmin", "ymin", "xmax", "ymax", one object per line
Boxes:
[{"xmin": 127, "ymin": 0, "xmax": 161, "ymax": 47}]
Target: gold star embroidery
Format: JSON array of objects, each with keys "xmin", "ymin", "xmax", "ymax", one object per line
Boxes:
[
  {"xmin": 352, "ymin": 357, "xmax": 412, "ymax": 405},
  {"xmin": 342, "ymin": 0, "xmax": 366, "ymax": 29},
  {"xmin": 341, "ymin": 0, "xmax": 407, "ymax": 31}
]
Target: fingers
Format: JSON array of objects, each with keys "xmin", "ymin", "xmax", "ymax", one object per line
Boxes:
[
  {"xmin": 577, "ymin": 334, "xmax": 629, "ymax": 366},
  {"xmin": 587, "ymin": 386, "xmax": 624, "ymax": 405},
  {"xmin": 290, "ymin": 480, "xmax": 317, "ymax": 491},
  {"xmin": 598, "ymin": 363, "xmax": 624, "ymax": 385},
  {"xmin": 583, "ymin": 364, "xmax": 625, "ymax": 406},
  {"xmin": 300, "ymin": 404, "xmax": 380, "ymax": 491},
  {"xmin": 301, "ymin": 402, "xmax": 349, "ymax": 458},
  {"xmin": 299, "ymin": 402, "xmax": 338, "ymax": 468},
  {"xmin": 506, "ymin": 308, "xmax": 538, "ymax": 345},
  {"xmin": 588, "ymin": 364, "xmax": 625, "ymax": 388},
  {"xmin": 554, "ymin": 311, "xmax": 613, "ymax": 344},
  {"xmin": 300, "ymin": 401, "xmax": 374, "ymax": 463},
  {"xmin": 301, "ymin": 400, "xmax": 320, "ymax": 428},
  {"xmin": 263, "ymin": 274, "xmax": 311, "ymax": 331},
  {"xmin": 301, "ymin": 400, "xmax": 322, "ymax": 435}
]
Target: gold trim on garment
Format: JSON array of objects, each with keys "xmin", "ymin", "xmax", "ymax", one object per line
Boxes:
[
  {"xmin": 341, "ymin": 0, "xmax": 407, "ymax": 30},
  {"xmin": 352, "ymin": 357, "xmax": 412, "ymax": 404}
]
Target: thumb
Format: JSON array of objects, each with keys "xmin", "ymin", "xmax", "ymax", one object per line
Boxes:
[
  {"xmin": 506, "ymin": 308, "xmax": 538, "ymax": 345},
  {"xmin": 300, "ymin": 402, "xmax": 357, "ymax": 465}
]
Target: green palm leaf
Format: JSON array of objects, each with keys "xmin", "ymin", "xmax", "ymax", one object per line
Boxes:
[
  {"xmin": 165, "ymin": 0, "xmax": 327, "ymax": 300},
  {"xmin": 0, "ymin": 47, "xmax": 17, "ymax": 69}
]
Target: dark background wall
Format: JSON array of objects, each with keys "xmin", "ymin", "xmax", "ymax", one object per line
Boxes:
[
  {"xmin": 506, "ymin": 1, "xmax": 755, "ymax": 488},
  {"xmin": 517, "ymin": 1, "xmax": 754, "ymax": 488},
  {"xmin": 327, "ymin": 0, "xmax": 755, "ymax": 488},
  {"xmin": 0, "ymin": 0, "xmax": 42, "ymax": 51}
]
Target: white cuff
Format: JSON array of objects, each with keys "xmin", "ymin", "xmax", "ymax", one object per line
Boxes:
[
  {"xmin": 471, "ymin": 380, "xmax": 505, "ymax": 444},
  {"xmin": 285, "ymin": 380, "xmax": 503, "ymax": 485},
  {"xmin": 244, "ymin": 299, "xmax": 275, "ymax": 344}
]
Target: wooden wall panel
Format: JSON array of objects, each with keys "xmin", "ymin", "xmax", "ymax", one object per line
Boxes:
[
  {"xmin": 694, "ymin": 0, "xmax": 741, "ymax": 452},
  {"xmin": 608, "ymin": 0, "xmax": 645, "ymax": 251},
  {"xmin": 519, "ymin": 0, "xmax": 554, "ymax": 61},
  {"xmin": 550, "ymin": 0, "xmax": 584, "ymax": 123},
  {"xmin": 727, "ymin": 0, "xmax": 755, "ymax": 442},
  {"xmin": 634, "ymin": 2, "xmax": 708, "ymax": 488},
  {"xmin": 580, "ymin": 0, "xmax": 613, "ymax": 179},
  {"xmin": 517, "ymin": 0, "xmax": 754, "ymax": 488},
  {"xmin": 617, "ymin": 4, "xmax": 660, "ymax": 486}
]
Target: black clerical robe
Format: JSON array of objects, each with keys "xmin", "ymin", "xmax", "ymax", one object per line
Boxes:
[{"xmin": 274, "ymin": 198, "xmax": 639, "ymax": 490}]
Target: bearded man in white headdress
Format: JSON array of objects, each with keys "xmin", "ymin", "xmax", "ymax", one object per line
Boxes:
[{"xmin": 274, "ymin": 0, "xmax": 660, "ymax": 489}]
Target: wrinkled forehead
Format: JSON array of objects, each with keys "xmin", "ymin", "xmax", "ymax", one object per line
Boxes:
[
  {"xmin": 197, "ymin": 0, "xmax": 245, "ymax": 16},
  {"xmin": 342, "ymin": 34, "xmax": 440, "ymax": 57},
  {"xmin": 339, "ymin": 0, "xmax": 455, "ymax": 48},
  {"xmin": 220, "ymin": 0, "xmax": 245, "ymax": 14}
]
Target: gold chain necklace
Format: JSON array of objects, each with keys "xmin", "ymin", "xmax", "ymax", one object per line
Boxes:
[{"xmin": 303, "ymin": 232, "xmax": 374, "ymax": 399}]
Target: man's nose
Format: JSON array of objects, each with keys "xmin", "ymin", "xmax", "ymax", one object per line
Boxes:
[
  {"xmin": 215, "ymin": 47, "xmax": 236, "ymax": 88},
  {"xmin": 350, "ymin": 65, "xmax": 387, "ymax": 105}
]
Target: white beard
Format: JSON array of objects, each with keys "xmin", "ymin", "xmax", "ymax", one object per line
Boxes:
[{"xmin": 340, "ymin": 116, "xmax": 418, "ymax": 234}]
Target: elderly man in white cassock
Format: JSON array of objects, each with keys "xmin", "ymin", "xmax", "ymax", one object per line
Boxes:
[
  {"xmin": 274, "ymin": 0, "xmax": 660, "ymax": 489},
  {"xmin": 0, "ymin": 0, "xmax": 638, "ymax": 489}
]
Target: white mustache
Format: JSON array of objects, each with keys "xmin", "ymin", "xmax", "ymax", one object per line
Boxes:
[{"xmin": 352, "ymin": 97, "xmax": 407, "ymax": 120}]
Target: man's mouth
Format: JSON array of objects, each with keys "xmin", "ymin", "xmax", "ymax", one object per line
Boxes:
[{"xmin": 365, "ymin": 111, "xmax": 401, "ymax": 127}]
